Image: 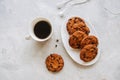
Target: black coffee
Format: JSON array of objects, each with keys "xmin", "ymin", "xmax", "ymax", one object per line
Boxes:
[{"xmin": 34, "ymin": 21, "xmax": 51, "ymax": 39}]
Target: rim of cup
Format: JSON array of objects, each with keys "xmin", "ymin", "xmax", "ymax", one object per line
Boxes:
[{"xmin": 29, "ymin": 17, "xmax": 53, "ymax": 42}]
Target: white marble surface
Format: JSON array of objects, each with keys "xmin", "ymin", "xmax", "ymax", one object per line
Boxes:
[{"xmin": 0, "ymin": 0, "xmax": 120, "ymax": 80}]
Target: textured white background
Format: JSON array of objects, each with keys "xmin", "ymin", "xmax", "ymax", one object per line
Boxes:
[{"xmin": 0, "ymin": 0, "xmax": 120, "ymax": 80}]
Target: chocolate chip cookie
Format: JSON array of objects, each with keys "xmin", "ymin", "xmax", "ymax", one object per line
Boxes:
[
  {"xmin": 69, "ymin": 31, "xmax": 87, "ymax": 49},
  {"xmin": 45, "ymin": 53, "xmax": 64, "ymax": 72},
  {"xmin": 80, "ymin": 44, "xmax": 98, "ymax": 62},
  {"xmin": 66, "ymin": 17, "xmax": 90, "ymax": 35},
  {"xmin": 81, "ymin": 35, "xmax": 99, "ymax": 48}
]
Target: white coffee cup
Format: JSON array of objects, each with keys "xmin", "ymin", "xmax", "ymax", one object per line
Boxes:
[{"xmin": 26, "ymin": 17, "xmax": 53, "ymax": 42}]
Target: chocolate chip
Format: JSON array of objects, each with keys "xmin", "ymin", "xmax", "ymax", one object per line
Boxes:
[
  {"xmin": 83, "ymin": 53, "xmax": 86, "ymax": 58},
  {"xmin": 50, "ymin": 64, "xmax": 52, "ymax": 67}
]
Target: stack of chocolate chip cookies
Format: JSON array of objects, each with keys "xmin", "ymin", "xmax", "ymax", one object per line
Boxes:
[{"xmin": 66, "ymin": 17, "xmax": 99, "ymax": 62}]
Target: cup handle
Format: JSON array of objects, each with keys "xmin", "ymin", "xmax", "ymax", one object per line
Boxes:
[{"xmin": 25, "ymin": 35, "xmax": 31, "ymax": 40}]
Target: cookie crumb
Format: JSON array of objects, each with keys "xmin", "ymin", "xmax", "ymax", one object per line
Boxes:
[
  {"xmin": 56, "ymin": 39, "xmax": 59, "ymax": 42},
  {"xmin": 55, "ymin": 45, "xmax": 57, "ymax": 48}
]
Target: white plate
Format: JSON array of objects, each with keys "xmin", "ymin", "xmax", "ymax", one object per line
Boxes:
[{"xmin": 61, "ymin": 17, "xmax": 101, "ymax": 66}]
